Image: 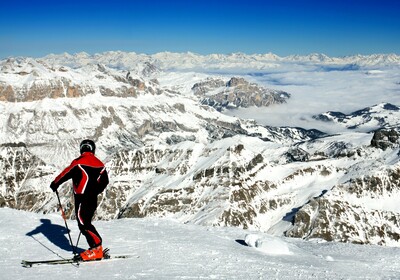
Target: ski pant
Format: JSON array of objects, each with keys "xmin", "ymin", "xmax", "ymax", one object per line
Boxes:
[{"xmin": 74, "ymin": 194, "xmax": 102, "ymax": 248}]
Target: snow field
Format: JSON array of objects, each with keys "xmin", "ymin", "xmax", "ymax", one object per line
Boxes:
[{"xmin": 1, "ymin": 208, "xmax": 400, "ymax": 280}]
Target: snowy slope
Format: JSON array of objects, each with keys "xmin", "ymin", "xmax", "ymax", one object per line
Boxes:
[{"xmin": 2, "ymin": 208, "xmax": 400, "ymax": 280}]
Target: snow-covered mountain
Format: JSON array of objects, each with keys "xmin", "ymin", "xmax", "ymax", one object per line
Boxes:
[
  {"xmin": 313, "ymin": 103, "xmax": 400, "ymax": 131},
  {"xmin": 1, "ymin": 52, "xmax": 400, "ymax": 249},
  {"xmin": 37, "ymin": 51, "xmax": 400, "ymax": 71}
]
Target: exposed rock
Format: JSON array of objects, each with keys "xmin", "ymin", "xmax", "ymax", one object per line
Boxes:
[
  {"xmin": 371, "ymin": 129, "xmax": 400, "ymax": 150},
  {"xmin": 141, "ymin": 62, "xmax": 160, "ymax": 77},
  {"xmin": 287, "ymin": 168, "xmax": 400, "ymax": 245},
  {"xmin": 0, "ymin": 144, "xmax": 55, "ymax": 211},
  {"xmin": 0, "ymin": 84, "xmax": 16, "ymax": 102},
  {"xmin": 192, "ymin": 77, "xmax": 290, "ymax": 111},
  {"xmin": 285, "ymin": 147, "xmax": 309, "ymax": 162}
]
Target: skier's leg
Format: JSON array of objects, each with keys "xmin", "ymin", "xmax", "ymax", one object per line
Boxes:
[{"xmin": 75, "ymin": 197, "xmax": 102, "ymax": 248}]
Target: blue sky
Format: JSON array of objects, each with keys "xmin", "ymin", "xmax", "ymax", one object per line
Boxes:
[{"xmin": 1, "ymin": 0, "xmax": 399, "ymax": 58}]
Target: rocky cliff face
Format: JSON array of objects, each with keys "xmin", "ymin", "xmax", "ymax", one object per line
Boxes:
[
  {"xmin": 192, "ymin": 77, "xmax": 290, "ymax": 111},
  {"xmin": 282, "ymin": 124, "xmax": 400, "ymax": 245},
  {"xmin": 0, "ymin": 58, "xmax": 155, "ymax": 102},
  {"xmin": 286, "ymin": 167, "xmax": 400, "ymax": 246},
  {"xmin": 0, "ymin": 143, "xmax": 55, "ymax": 211}
]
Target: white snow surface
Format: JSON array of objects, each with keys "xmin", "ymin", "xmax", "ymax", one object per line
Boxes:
[{"xmin": 2, "ymin": 208, "xmax": 400, "ymax": 280}]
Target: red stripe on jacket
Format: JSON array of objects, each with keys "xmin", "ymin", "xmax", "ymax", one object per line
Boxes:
[{"xmin": 53, "ymin": 152, "xmax": 108, "ymax": 195}]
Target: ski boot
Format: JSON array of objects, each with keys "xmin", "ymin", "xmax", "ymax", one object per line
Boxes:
[{"xmin": 80, "ymin": 245, "xmax": 103, "ymax": 261}]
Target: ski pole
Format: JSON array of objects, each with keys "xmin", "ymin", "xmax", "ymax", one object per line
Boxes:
[
  {"xmin": 75, "ymin": 232, "xmax": 81, "ymax": 249},
  {"xmin": 56, "ymin": 190, "xmax": 77, "ymax": 256}
]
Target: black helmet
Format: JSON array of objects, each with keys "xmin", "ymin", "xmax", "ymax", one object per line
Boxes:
[{"xmin": 80, "ymin": 139, "xmax": 96, "ymax": 154}]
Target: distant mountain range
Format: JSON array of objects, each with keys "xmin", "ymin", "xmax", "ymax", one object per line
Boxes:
[{"xmin": 13, "ymin": 51, "xmax": 399, "ymax": 71}]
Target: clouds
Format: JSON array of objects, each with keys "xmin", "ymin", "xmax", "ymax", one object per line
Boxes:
[{"xmin": 224, "ymin": 64, "xmax": 400, "ymax": 133}]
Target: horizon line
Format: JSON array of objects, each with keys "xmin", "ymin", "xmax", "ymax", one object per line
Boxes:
[{"xmin": 2, "ymin": 50, "xmax": 400, "ymax": 60}]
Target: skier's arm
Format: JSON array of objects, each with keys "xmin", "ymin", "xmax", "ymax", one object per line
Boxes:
[
  {"xmin": 50, "ymin": 160, "xmax": 77, "ymax": 192},
  {"xmin": 97, "ymin": 167, "xmax": 109, "ymax": 194}
]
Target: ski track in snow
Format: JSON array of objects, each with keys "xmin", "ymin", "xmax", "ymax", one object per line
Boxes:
[{"xmin": 1, "ymin": 208, "xmax": 400, "ymax": 280}]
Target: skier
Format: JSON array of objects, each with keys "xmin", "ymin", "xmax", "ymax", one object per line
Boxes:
[{"xmin": 50, "ymin": 139, "xmax": 109, "ymax": 261}]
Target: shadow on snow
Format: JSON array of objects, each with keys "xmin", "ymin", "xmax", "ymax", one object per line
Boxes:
[{"xmin": 26, "ymin": 218, "xmax": 84, "ymax": 253}]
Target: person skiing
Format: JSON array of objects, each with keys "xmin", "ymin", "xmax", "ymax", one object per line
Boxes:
[{"xmin": 50, "ymin": 139, "xmax": 109, "ymax": 261}]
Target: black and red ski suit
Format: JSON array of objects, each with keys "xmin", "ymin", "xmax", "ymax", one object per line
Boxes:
[{"xmin": 52, "ymin": 152, "xmax": 109, "ymax": 248}]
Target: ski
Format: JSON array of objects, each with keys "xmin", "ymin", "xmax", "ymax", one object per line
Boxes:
[
  {"xmin": 21, "ymin": 248, "xmax": 138, "ymax": 268},
  {"xmin": 21, "ymin": 258, "xmax": 78, "ymax": 267}
]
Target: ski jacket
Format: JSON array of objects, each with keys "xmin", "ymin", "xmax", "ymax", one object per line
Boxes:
[{"xmin": 53, "ymin": 152, "xmax": 109, "ymax": 196}]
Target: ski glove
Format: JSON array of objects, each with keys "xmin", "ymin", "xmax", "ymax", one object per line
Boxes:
[{"xmin": 50, "ymin": 181, "xmax": 58, "ymax": 192}]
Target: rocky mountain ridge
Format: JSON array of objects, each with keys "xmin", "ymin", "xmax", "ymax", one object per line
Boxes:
[
  {"xmin": 313, "ymin": 103, "xmax": 400, "ymax": 131},
  {"xmin": 0, "ymin": 58, "xmax": 155, "ymax": 102},
  {"xmin": 192, "ymin": 76, "xmax": 290, "ymax": 111}
]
